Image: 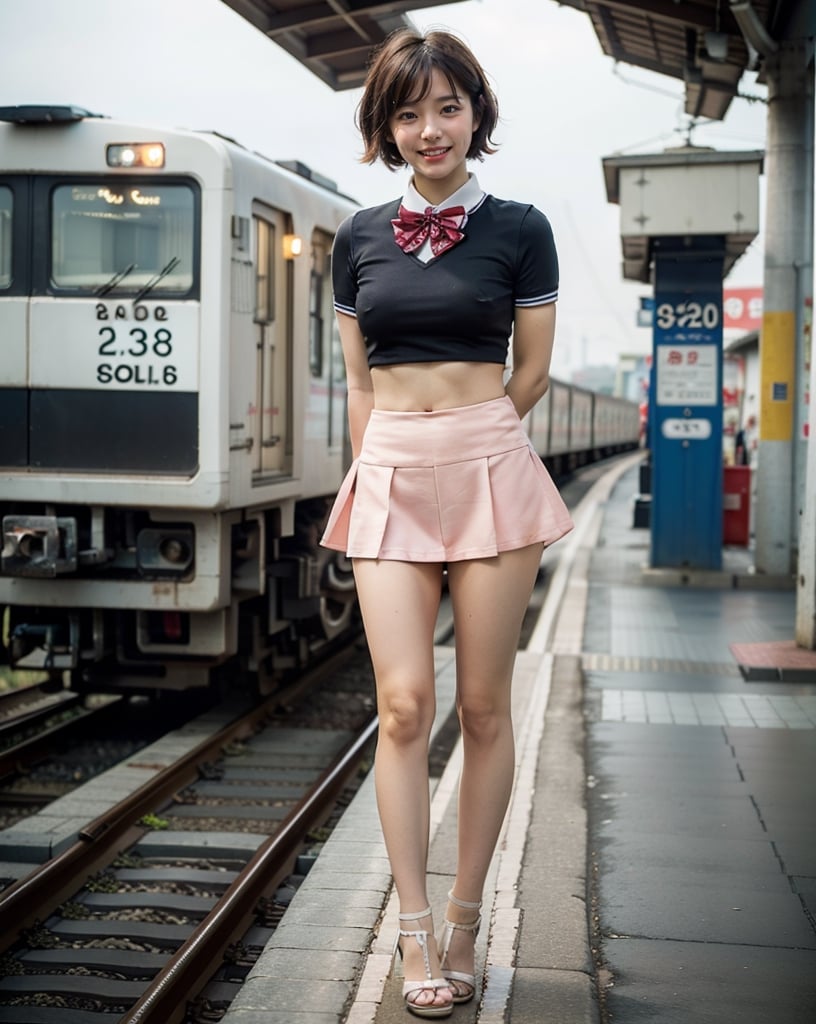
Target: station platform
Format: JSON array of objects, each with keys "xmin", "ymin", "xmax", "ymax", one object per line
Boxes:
[{"xmin": 222, "ymin": 454, "xmax": 816, "ymax": 1024}]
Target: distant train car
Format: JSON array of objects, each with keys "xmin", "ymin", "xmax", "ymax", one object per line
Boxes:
[
  {"xmin": 569, "ymin": 386, "xmax": 594, "ymax": 459},
  {"xmin": 593, "ymin": 391, "xmax": 641, "ymax": 457},
  {"xmin": 526, "ymin": 379, "xmax": 639, "ymax": 475},
  {"xmin": 541, "ymin": 378, "xmax": 573, "ymax": 468},
  {"xmin": 0, "ymin": 106, "xmax": 357, "ymax": 692},
  {"xmin": 0, "ymin": 105, "xmax": 639, "ymax": 694}
]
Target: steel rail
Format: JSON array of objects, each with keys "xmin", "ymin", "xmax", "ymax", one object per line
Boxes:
[
  {"xmin": 121, "ymin": 713, "xmax": 379, "ymax": 1024},
  {"xmin": 0, "ymin": 682, "xmax": 74, "ymax": 723},
  {"xmin": 0, "ymin": 696, "xmax": 266, "ymax": 948},
  {"xmin": 0, "ymin": 694, "xmax": 115, "ymax": 781}
]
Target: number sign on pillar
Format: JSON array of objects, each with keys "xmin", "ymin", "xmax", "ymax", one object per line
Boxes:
[{"xmin": 651, "ymin": 250, "xmax": 724, "ymax": 570}]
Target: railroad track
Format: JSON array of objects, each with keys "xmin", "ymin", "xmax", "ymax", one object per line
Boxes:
[
  {"xmin": 0, "ymin": 694, "xmax": 127, "ymax": 785},
  {"xmin": 0, "ymin": 679, "xmax": 66, "ymax": 723},
  {"xmin": 0, "ymin": 646, "xmax": 377, "ymax": 1023},
  {"xmin": 0, "ymin": 638, "xmax": 357, "ymax": 829},
  {"xmin": 0, "ymin": 689, "xmax": 190, "ymax": 838},
  {"xmin": 0, "ymin": 680, "xmax": 87, "ymax": 776}
]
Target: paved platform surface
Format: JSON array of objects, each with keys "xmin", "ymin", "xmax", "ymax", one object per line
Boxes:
[
  {"xmin": 582, "ymin": 463, "xmax": 816, "ymax": 1024},
  {"xmin": 223, "ymin": 454, "xmax": 816, "ymax": 1023}
]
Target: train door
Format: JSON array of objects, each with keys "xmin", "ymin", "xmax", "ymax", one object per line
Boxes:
[
  {"xmin": 253, "ymin": 203, "xmax": 292, "ymax": 478},
  {"xmin": 0, "ymin": 178, "xmax": 28, "ymax": 465}
]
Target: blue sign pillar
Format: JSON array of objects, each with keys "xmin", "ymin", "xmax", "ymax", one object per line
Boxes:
[{"xmin": 650, "ymin": 242, "xmax": 724, "ymax": 569}]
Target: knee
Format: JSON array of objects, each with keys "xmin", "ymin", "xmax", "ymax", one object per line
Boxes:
[
  {"xmin": 457, "ymin": 694, "xmax": 508, "ymax": 745},
  {"xmin": 379, "ymin": 687, "xmax": 434, "ymax": 746}
]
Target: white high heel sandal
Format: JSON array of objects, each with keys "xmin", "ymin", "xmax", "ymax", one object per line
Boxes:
[
  {"xmin": 396, "ymin": 907, "xmax": 453, "ymax": 1019},
  {"xmin": 438, "ymin": 890, "xmax": 482, "ymax": 1004}
]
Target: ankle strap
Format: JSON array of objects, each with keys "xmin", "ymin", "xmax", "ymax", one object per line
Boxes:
[
  {"xmin": 448, "ymin": 890, "xmax": 482, "ymax": 910},
  {"xmin": 399, "ymin": 905, "xmax": 433, "ymax": 923}
]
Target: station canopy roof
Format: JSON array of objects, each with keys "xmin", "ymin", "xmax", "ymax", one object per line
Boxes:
[
  {"xmin": 557, "ymin": 1, "xmax": 807, "ymax": 120},
  {"xmin": 220, "ymin": 0, "xmax": 468, "ymax": 91}
]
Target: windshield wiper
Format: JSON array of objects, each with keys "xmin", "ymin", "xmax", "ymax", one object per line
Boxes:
[
  {"xmin": 95, "ymin": 263, "xmax": 135, "ymax": 297},
  {"xmin": 133, "ymin": 256, "xmax": 181, "ymax": 304}
]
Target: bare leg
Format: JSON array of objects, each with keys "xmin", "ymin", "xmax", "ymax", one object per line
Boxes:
[
  {"xmin": 442, "ymin": 543, "xmax": 543, "ymax": 993},
  {"xmin": 352, "ymin": 557, "xmax": 452, "ymax": 1011}
]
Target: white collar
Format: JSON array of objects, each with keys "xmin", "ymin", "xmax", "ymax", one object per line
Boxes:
[{"xmin": 401, "ymin": 174, "xmax": 486, "ymax": 216}]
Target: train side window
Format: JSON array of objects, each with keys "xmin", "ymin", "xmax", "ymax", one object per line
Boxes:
[
  {"xmin": 254, "ymin": 216, "xmax": 275, "ymax": 324},
  {"xmin": 309, "ymin": 234, "xmax": 330, "ymax": 378},
  {"xmin": 309, "ymin": 229, "xmax": 346, "ymax": 449},
  {"xmin": 50, "ymin": 182, "xmax": 195, "ymax": 294},
  {"xmin": 0, "ymin": 186, "xmax": 11, "ymax": 288}
]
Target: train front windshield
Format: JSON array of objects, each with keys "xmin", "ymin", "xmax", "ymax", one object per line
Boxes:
[{"xmin": 51, "ymin": 183, "xmax": 195, "ymax": 295}]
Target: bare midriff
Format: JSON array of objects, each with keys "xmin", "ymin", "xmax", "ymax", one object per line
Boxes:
[{"xmin": 370, "ymin": 361, "xmax": 505, "ymax": 412}]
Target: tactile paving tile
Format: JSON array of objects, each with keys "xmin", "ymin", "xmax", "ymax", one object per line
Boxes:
[
  {"xmin": 598, "ymin": 688, "xmax": 816, "ymax": 728},
  {"xmin": 582, "ymin": 652, "xmax": 741, "ymax": 676}
]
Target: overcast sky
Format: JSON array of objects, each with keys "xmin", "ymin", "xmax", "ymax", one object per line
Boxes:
[{"xmin": 0, "ymin": 0, "xmax": 768, "ymax": 376}]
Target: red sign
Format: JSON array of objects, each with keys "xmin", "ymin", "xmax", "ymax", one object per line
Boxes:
[{"xmin": 723, "ymin": 287, "xmax": 763, "ymax": 330}]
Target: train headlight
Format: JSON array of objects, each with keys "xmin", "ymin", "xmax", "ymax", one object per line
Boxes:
[
  {"xmin": 283, "ymin": 233, "xmax": 303, "ymax": 259},
  {"xmin": 159, "ymin": 536, "xmax": 190, "ymax": 565},
  {"xmin": 136, "ymin": 527, "xmax": 194, "ymax": 578},
  {"xmin": 106, "ymin": 142, "xmax": 165, "ymax": 169}
]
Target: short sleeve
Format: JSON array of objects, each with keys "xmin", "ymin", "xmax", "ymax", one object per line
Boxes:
[
  {"xmin": 514, "ymin": 206, "xmax": 559, "ymax": 307},
  {"xmin": 331, "ymin": 213, "xmax": 358, "ymax": 318}
]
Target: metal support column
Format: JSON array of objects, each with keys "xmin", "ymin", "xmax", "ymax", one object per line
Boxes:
[
  {"xmin": 755, "ymin": 42, "xmax": 813, "ymax": 577},
  {"xmin": 796, "ymin": 65, "xmax": 816, "ymax": 650}
]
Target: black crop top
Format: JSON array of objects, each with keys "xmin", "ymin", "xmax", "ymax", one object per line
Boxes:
[{"xmin": 332, "ymin": 195, "xmax": 558, "ymax": 367}]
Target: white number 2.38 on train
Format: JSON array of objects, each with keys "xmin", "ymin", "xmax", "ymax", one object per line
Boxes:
[{"xmin": 29, "ymin": 299, "xmax": 199, "ymax": 390}]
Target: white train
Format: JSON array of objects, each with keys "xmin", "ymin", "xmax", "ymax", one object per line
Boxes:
[
  {"xmin": 0, "ymin": 106, "xmax": 638, "ymax": 693},
  {"xmin": 0, "ymin": 106, "xmax": 358, "ymax": 692}
]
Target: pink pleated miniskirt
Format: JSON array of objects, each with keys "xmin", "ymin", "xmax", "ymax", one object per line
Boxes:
[{"xmin": 320, "ymin": 395, "xmax": 574, "ymax": 562}]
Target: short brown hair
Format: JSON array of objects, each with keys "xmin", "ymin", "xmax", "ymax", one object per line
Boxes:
[{"xmin": 357, "ymin": 29, "xmax": 499, "ymax": 169}]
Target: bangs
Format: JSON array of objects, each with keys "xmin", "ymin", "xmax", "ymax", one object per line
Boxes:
[{"xmin": 390, "ymin": 50, "xmax": 462, "ymax": 109}]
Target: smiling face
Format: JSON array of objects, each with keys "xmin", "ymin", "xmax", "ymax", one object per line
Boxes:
[{"xmin": 388, "ymin": 68, "xmax": 479, "ymax": 205}]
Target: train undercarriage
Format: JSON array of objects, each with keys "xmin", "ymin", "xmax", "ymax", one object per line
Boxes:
[{"xmin": 0, "ymin": 497, "xmax": 358, "ymax": 695}]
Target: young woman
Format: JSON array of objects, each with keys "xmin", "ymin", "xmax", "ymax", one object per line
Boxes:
[{"xmin": 321, "ymin": 28, "xmax": 573, "ymax": 1018}]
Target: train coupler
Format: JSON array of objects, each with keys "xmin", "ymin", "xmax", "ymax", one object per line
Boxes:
[
  {"xmin": 1, "ymin": 515, "xmax": 77, "ymax": 577},
  {"xmin": 10, "ymin": 616, "xmax": 80, "ymax": 670}
]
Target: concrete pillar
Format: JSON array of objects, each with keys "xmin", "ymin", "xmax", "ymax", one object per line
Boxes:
[
  {"xmin": 754, "ymin": 43, "xmax": 813, "ymax": 577},
  {"xmin": 796, "ymin": 65, "xmax": 816, "ymax": 649}
]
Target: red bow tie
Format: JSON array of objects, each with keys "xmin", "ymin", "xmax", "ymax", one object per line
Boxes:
[{"xmin": 391, "ymin": 204, "xmax": 466, "ymax": 256}]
